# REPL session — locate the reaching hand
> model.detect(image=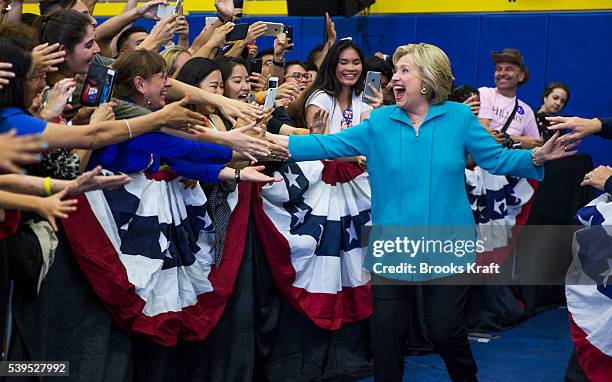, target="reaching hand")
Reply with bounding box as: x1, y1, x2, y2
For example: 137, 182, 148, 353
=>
226, 123, 273, 161
363, 84, 384, 109
249, 73, 267, 92
215, 96, 265, 125
245, 21, 268, 43
71, 107, 97, 125
33, 188, 78, 231
68, 166, 131, 194
144, 14, 179, 49
309, 109, 329, 134
547, 116, 603, 144
31, 43, 66, 74
0, 62, 14, 89
239, 165, 283, 184
90, 102, 116, 123
136, 0, 167, 20
276, 82, 300, 104
176, 15, 190, 40
208, 22, 235, 48
325, 12, 337, 45
273, 32, 290, 58
214, 0, 234, 21
0, 130, 45, 174
40, 78, 77, 120
159, 95, 210, 133
534, 131, 580, 164
581, 165, 612, 191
